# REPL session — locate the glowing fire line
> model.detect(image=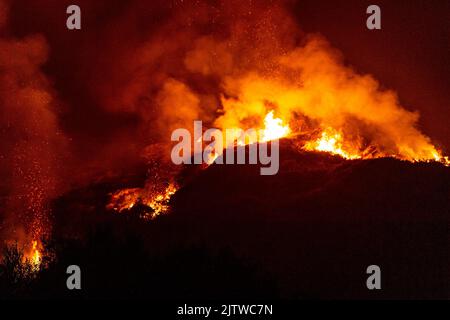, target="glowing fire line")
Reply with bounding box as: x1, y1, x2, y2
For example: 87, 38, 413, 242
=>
303, 128, 360, 160
107, 183, 178, 220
